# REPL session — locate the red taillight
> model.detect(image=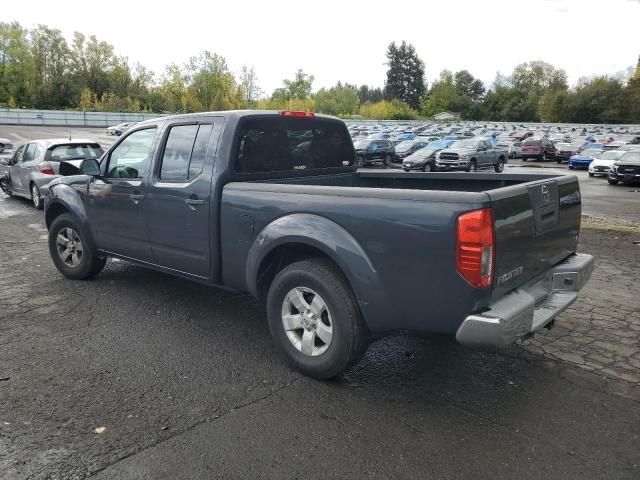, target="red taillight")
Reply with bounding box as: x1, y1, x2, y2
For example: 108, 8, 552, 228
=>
456, 209, 494, 288
280, 111, 315, 118
37, 161, 55, 175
